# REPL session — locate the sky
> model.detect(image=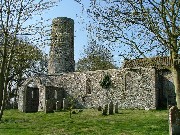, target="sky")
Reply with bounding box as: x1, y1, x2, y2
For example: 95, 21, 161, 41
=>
30, 0, 123, 67
40, 0, 89, 63
23, 0, 174, 69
